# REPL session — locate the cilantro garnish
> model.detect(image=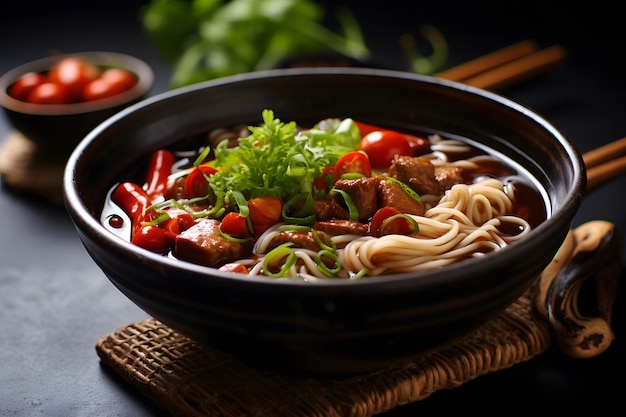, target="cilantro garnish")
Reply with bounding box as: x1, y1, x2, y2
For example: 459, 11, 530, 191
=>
208, 109, 361, 201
